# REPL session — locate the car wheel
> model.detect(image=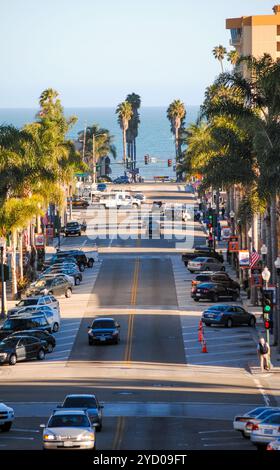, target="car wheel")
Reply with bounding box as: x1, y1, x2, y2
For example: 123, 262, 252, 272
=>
249, 317, 256, 327
9, 354, 17, 366
88, 339, 93, 346
212, 294, 219, 303
78, 232, 81, 236
65, 234, 68, 237
241, 431, 249, 439
79, 263, 85, 272
52, 322, 59, 333
96, 423, 102, 432
65, 288, 72, 298
220, 266, 226, 271
37, 349, 45, 361
75, 278, 81, 286
88, 259, 94, 268
226, 318, 233, 328
1, 422, 12, 432
231, 292, 238, 301
189, 270, 194, 274
194, 298, 199, 302
47, 343, 54, 353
